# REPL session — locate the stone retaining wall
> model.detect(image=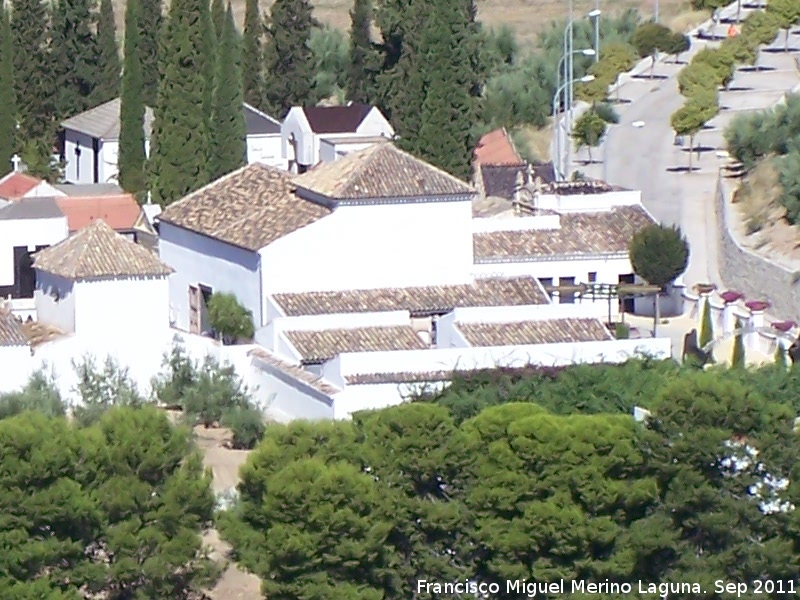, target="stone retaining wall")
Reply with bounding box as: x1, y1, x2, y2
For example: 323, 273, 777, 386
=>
715, 176, 800, 321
